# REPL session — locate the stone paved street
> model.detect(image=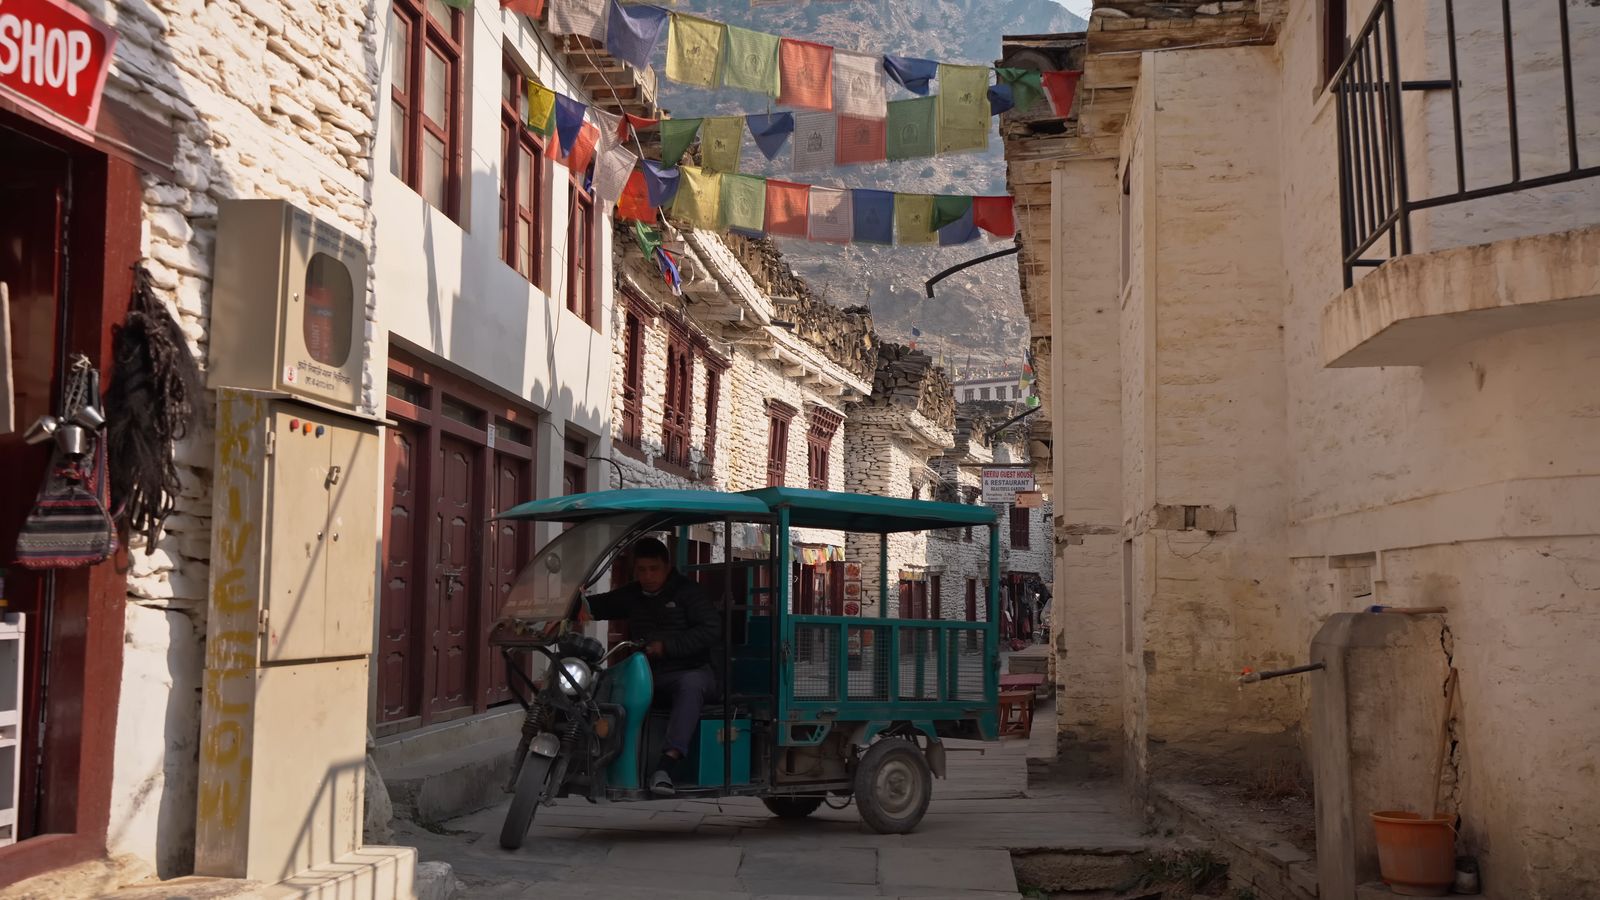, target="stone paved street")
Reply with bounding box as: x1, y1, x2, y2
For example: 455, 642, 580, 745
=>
393, 709, 1148, 899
